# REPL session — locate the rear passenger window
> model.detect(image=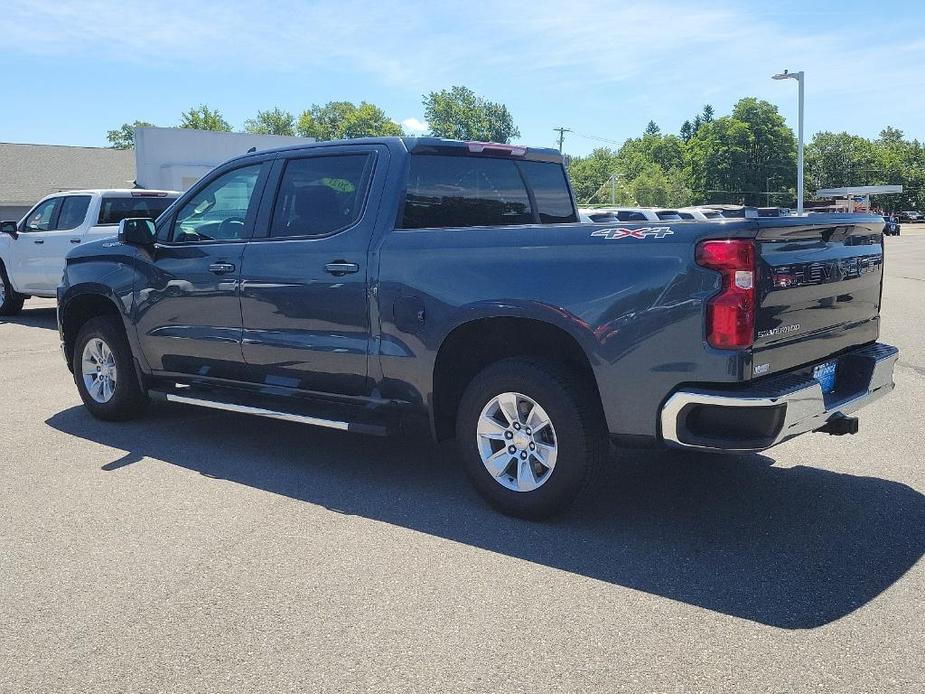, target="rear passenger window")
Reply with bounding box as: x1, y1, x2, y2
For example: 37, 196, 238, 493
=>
518, 161, 577, 223
401, 155, 533, 229
98, 196, 175, 225
270, 154, 373, 238
56, 195, 91, 230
